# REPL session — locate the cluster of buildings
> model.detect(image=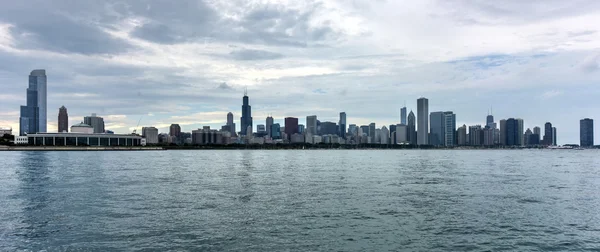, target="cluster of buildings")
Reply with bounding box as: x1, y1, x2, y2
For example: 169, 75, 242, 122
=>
4, 69, 597, 148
